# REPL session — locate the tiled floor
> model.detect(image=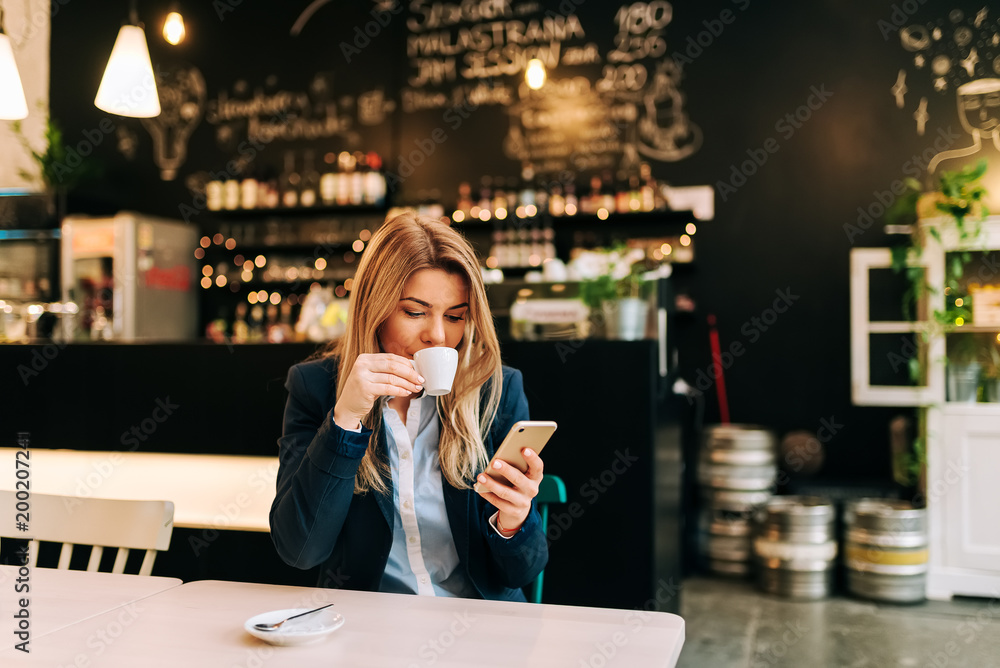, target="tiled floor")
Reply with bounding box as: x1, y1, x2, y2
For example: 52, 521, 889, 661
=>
677, 576, 1000, 667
